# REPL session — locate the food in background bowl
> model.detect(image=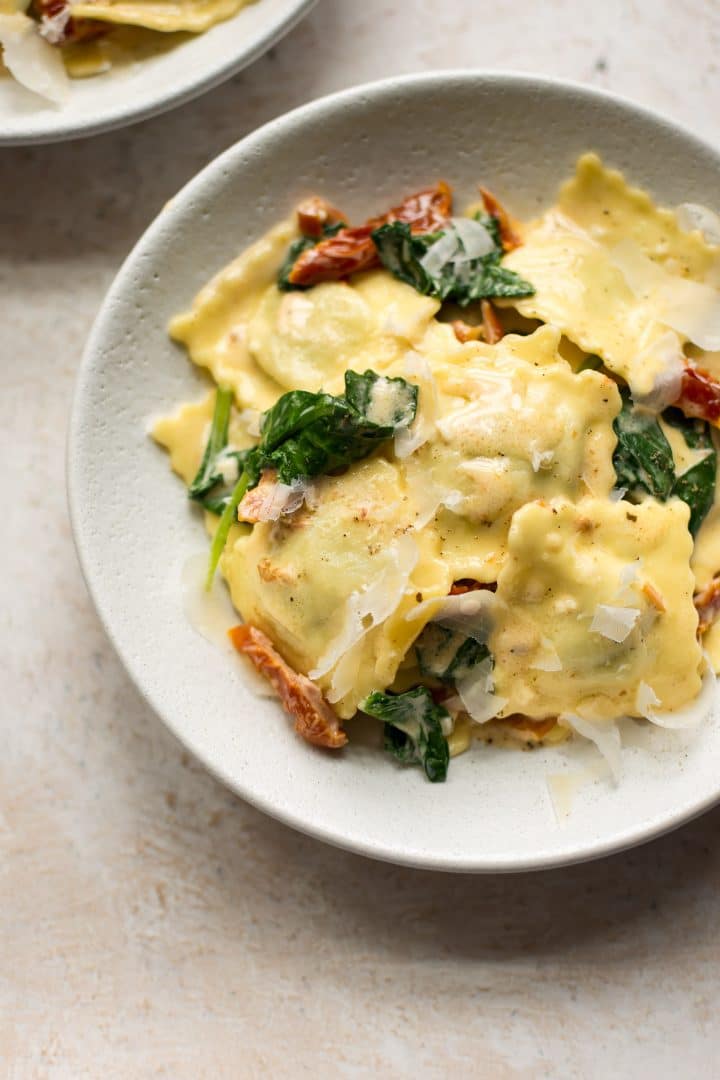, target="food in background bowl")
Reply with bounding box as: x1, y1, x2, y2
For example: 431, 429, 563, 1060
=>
0, 0, 255, 103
